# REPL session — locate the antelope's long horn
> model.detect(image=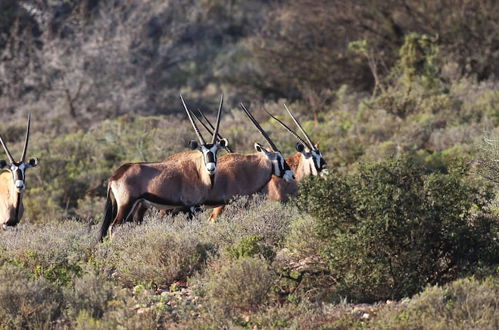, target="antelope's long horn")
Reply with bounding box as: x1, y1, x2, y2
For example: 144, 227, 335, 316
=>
0, 131, 14, 164
264, 109, 312, 150
240, 103, 279, 152
283, 104, 316, 150
20, 113, 31, 162
211, 94, 223, 144
193, 109, 215, 135
197, 109, 215, 132
196, 109, 233, 153
180, 94, 206, 145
